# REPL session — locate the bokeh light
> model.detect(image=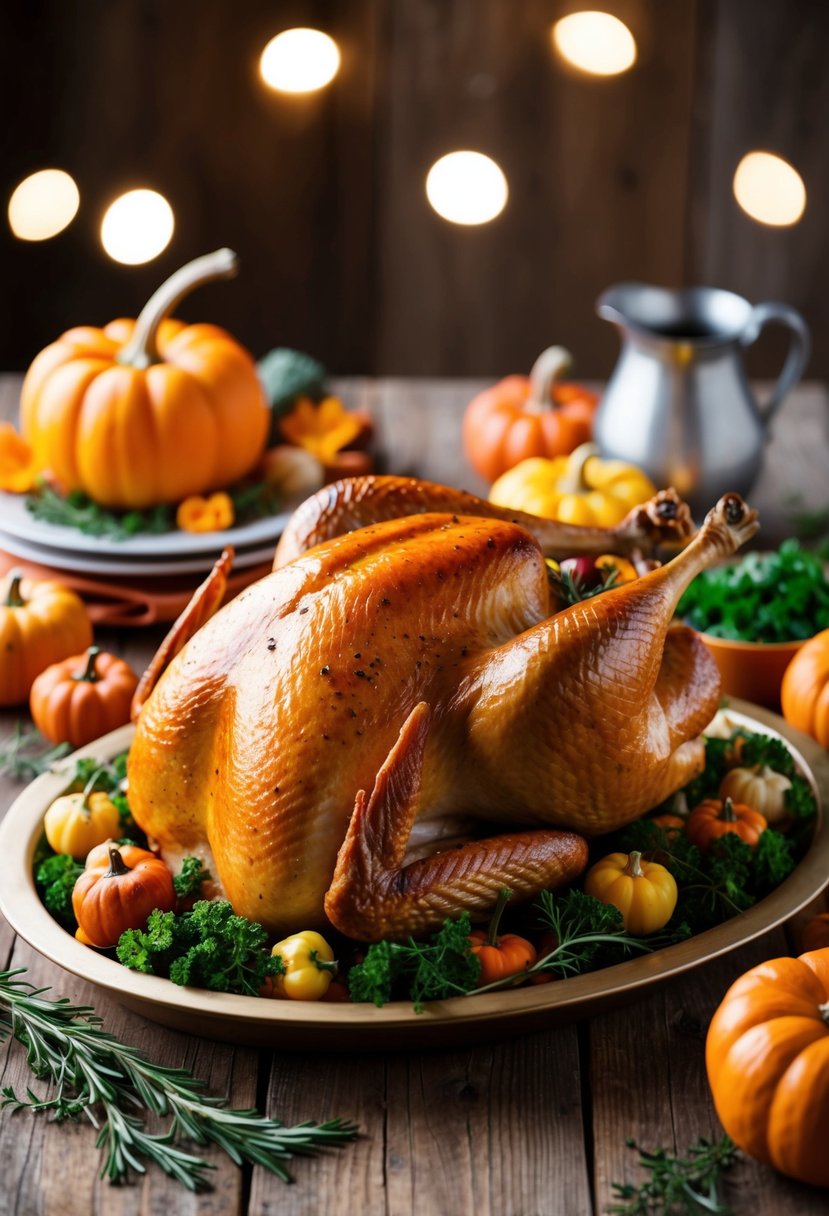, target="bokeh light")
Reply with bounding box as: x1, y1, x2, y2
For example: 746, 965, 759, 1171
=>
425, 152, 509, 226
259, 28, 340, 94
733, 152, 806, 227
8, 169, 80, 241
552, 12, 637, 77
100, 190, 175, 264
